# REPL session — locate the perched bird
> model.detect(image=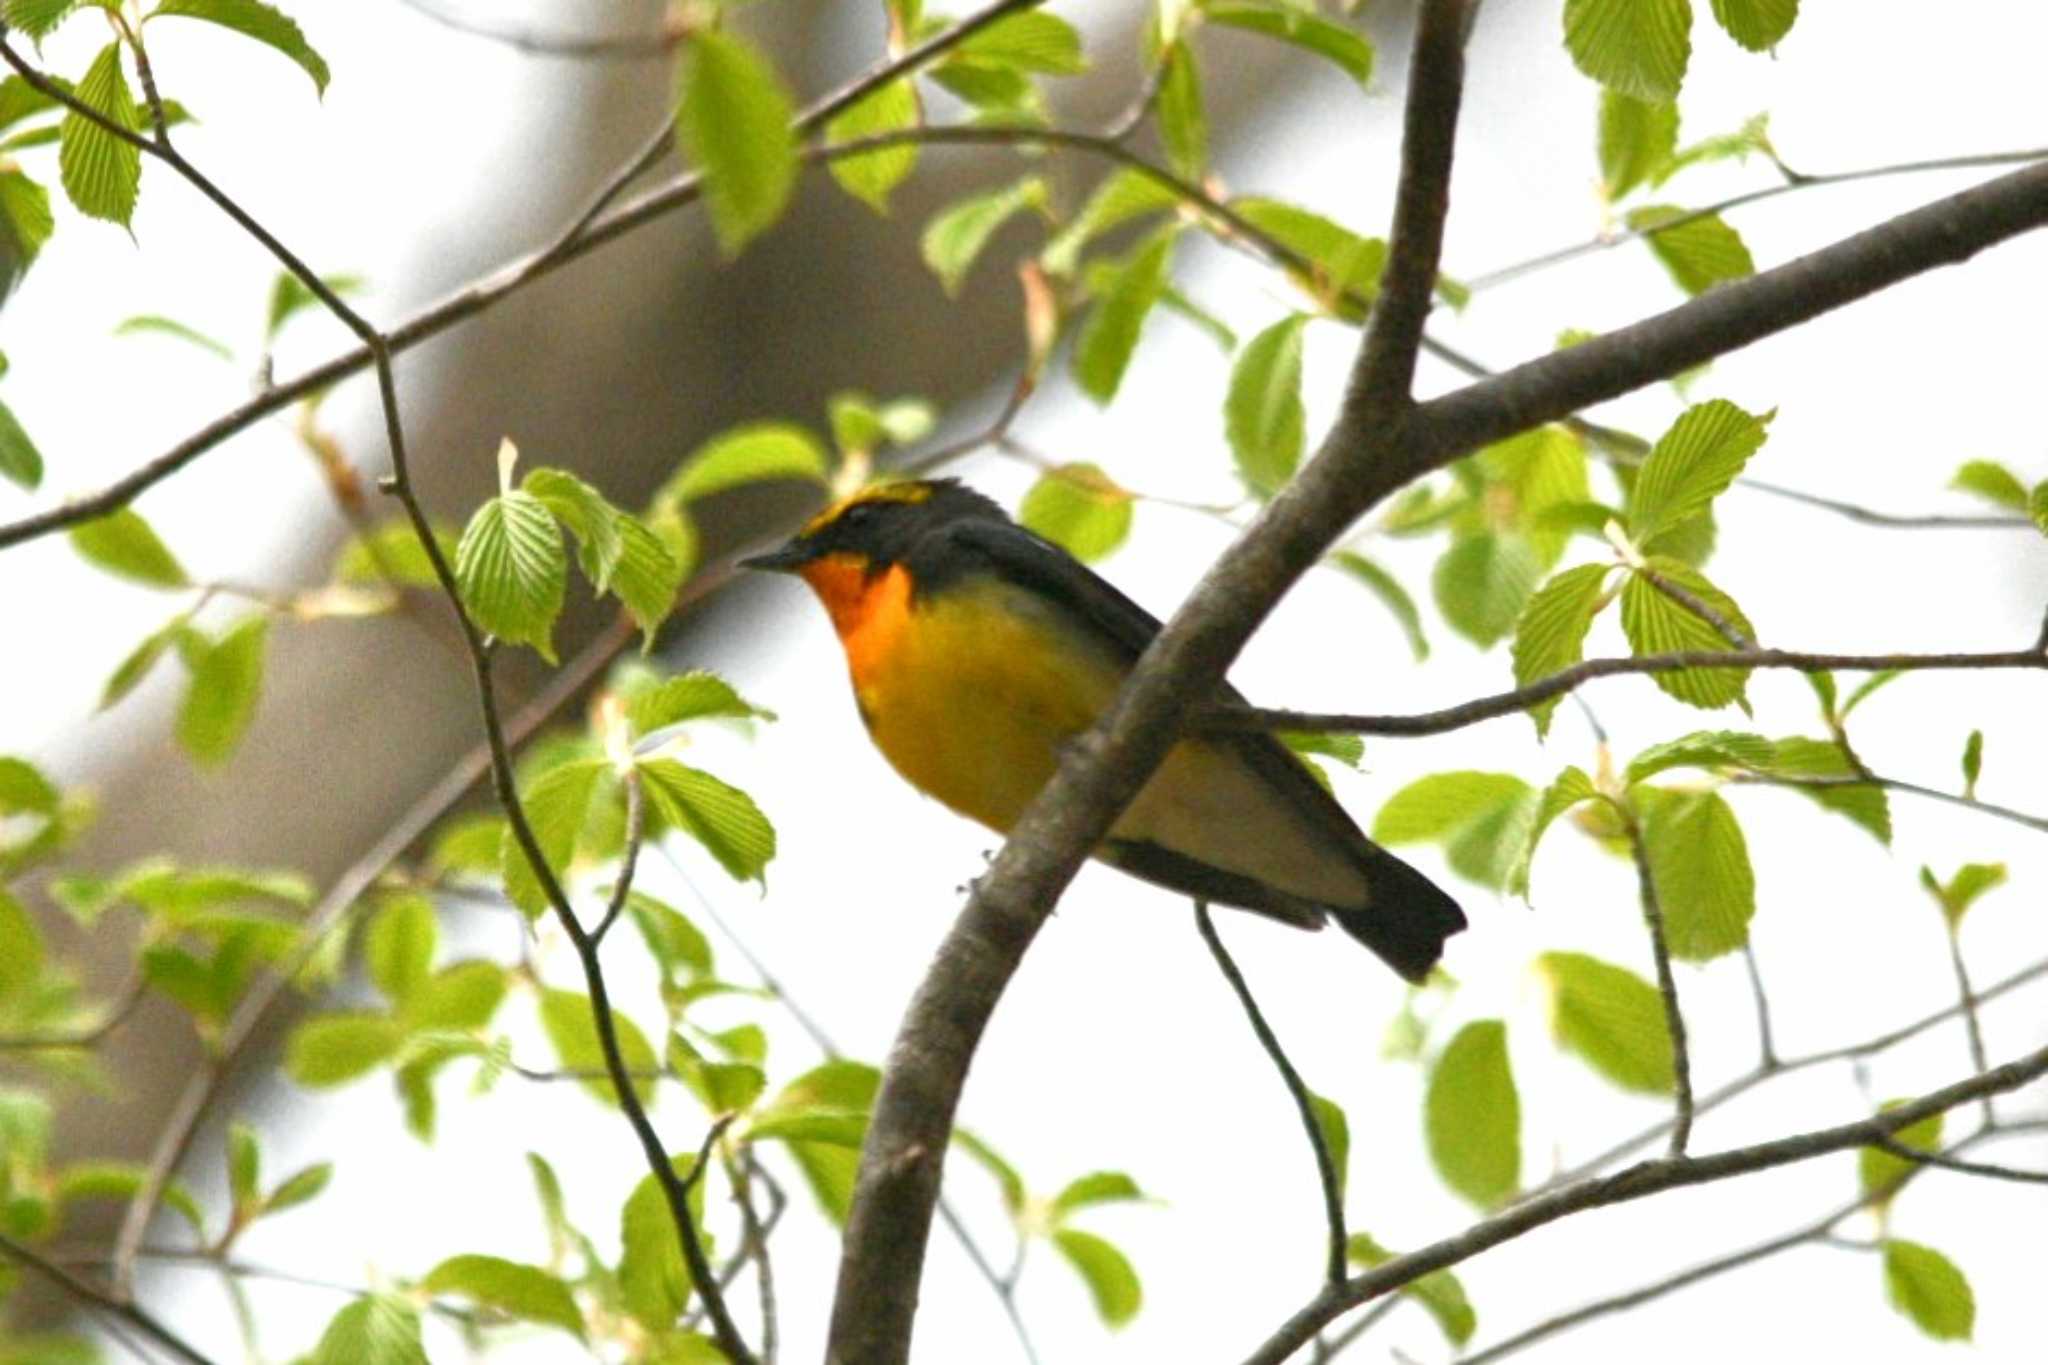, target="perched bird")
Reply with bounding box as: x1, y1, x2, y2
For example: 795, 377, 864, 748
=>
741, 479, 1466, 981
